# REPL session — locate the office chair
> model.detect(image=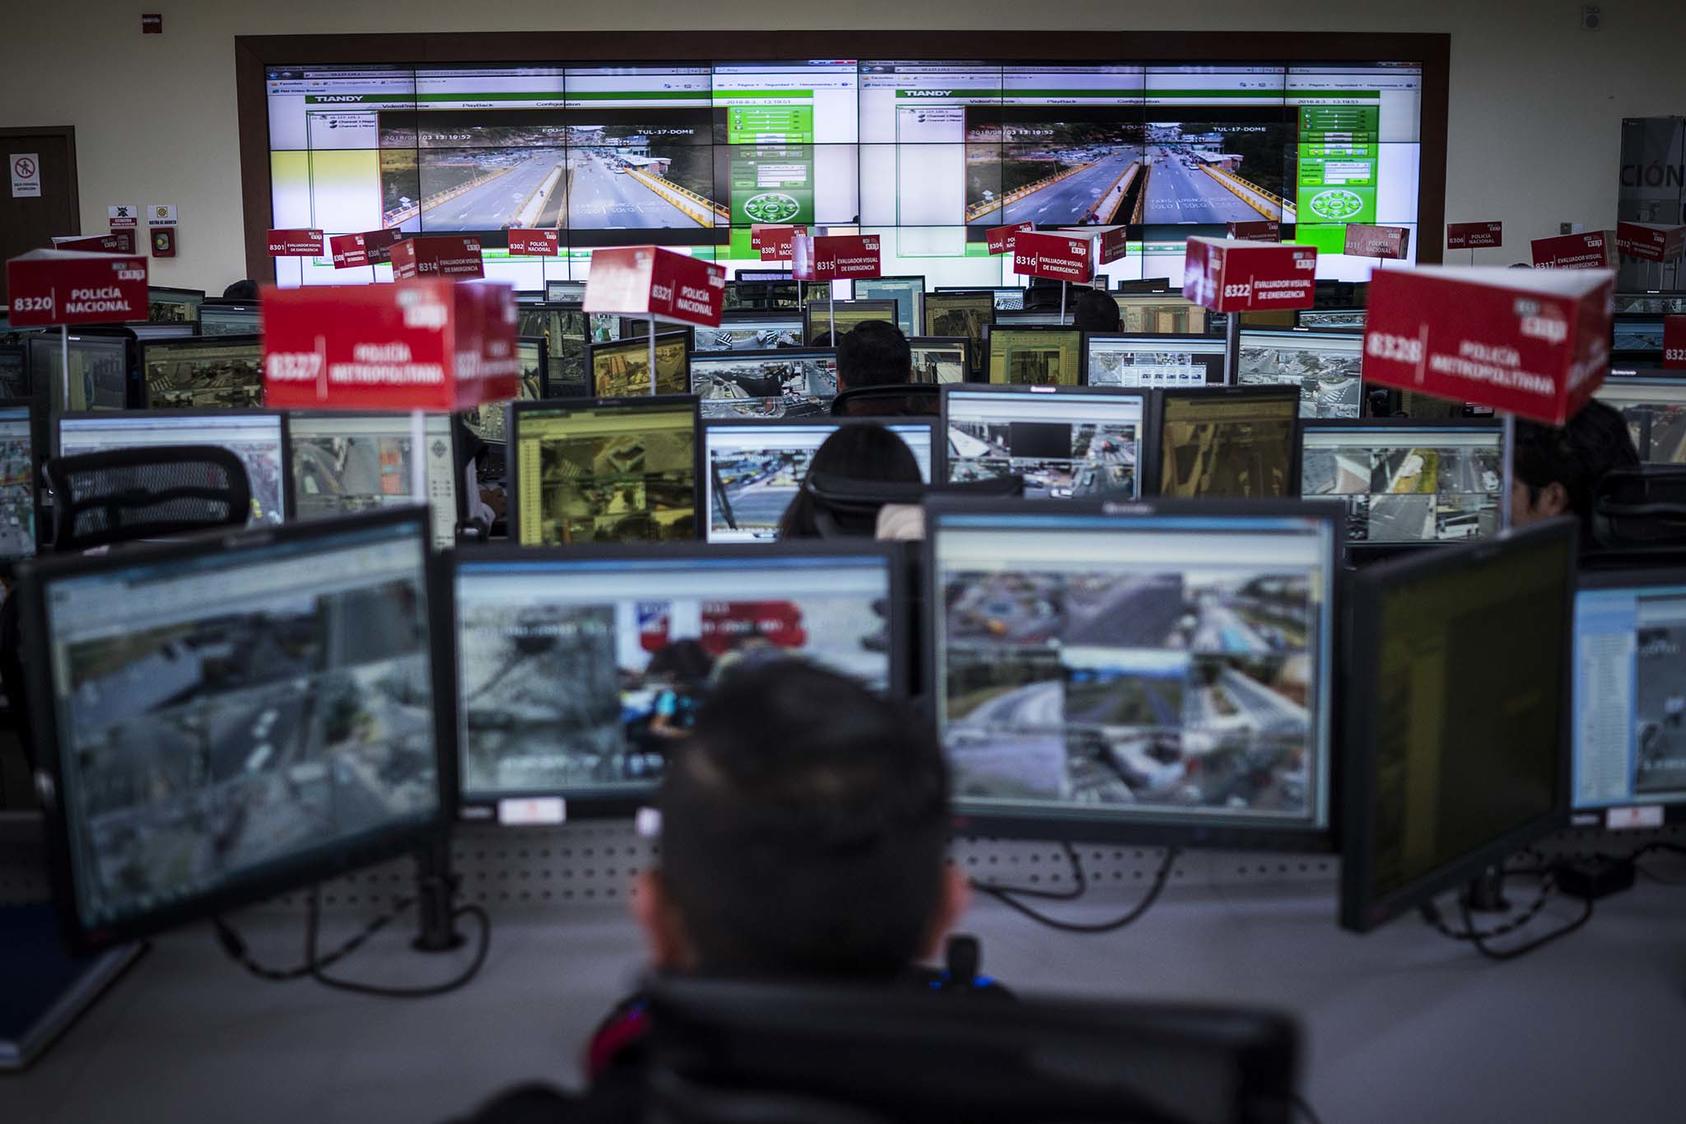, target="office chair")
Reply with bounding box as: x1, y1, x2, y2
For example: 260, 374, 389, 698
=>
830, 384, 941, 418
1585, 465, 1686, 567
42, 444, 252, 553
644, 975, 1302, 1124
802, 473, 1027, 539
